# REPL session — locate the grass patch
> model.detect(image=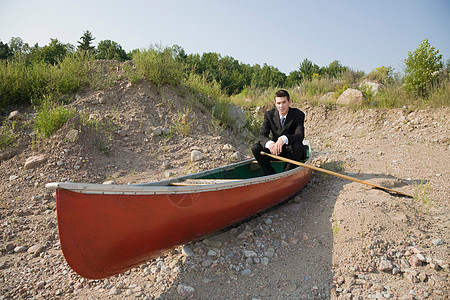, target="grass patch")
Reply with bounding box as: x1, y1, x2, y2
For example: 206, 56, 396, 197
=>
33, 96, 75, 139
0, 119, 17, 149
